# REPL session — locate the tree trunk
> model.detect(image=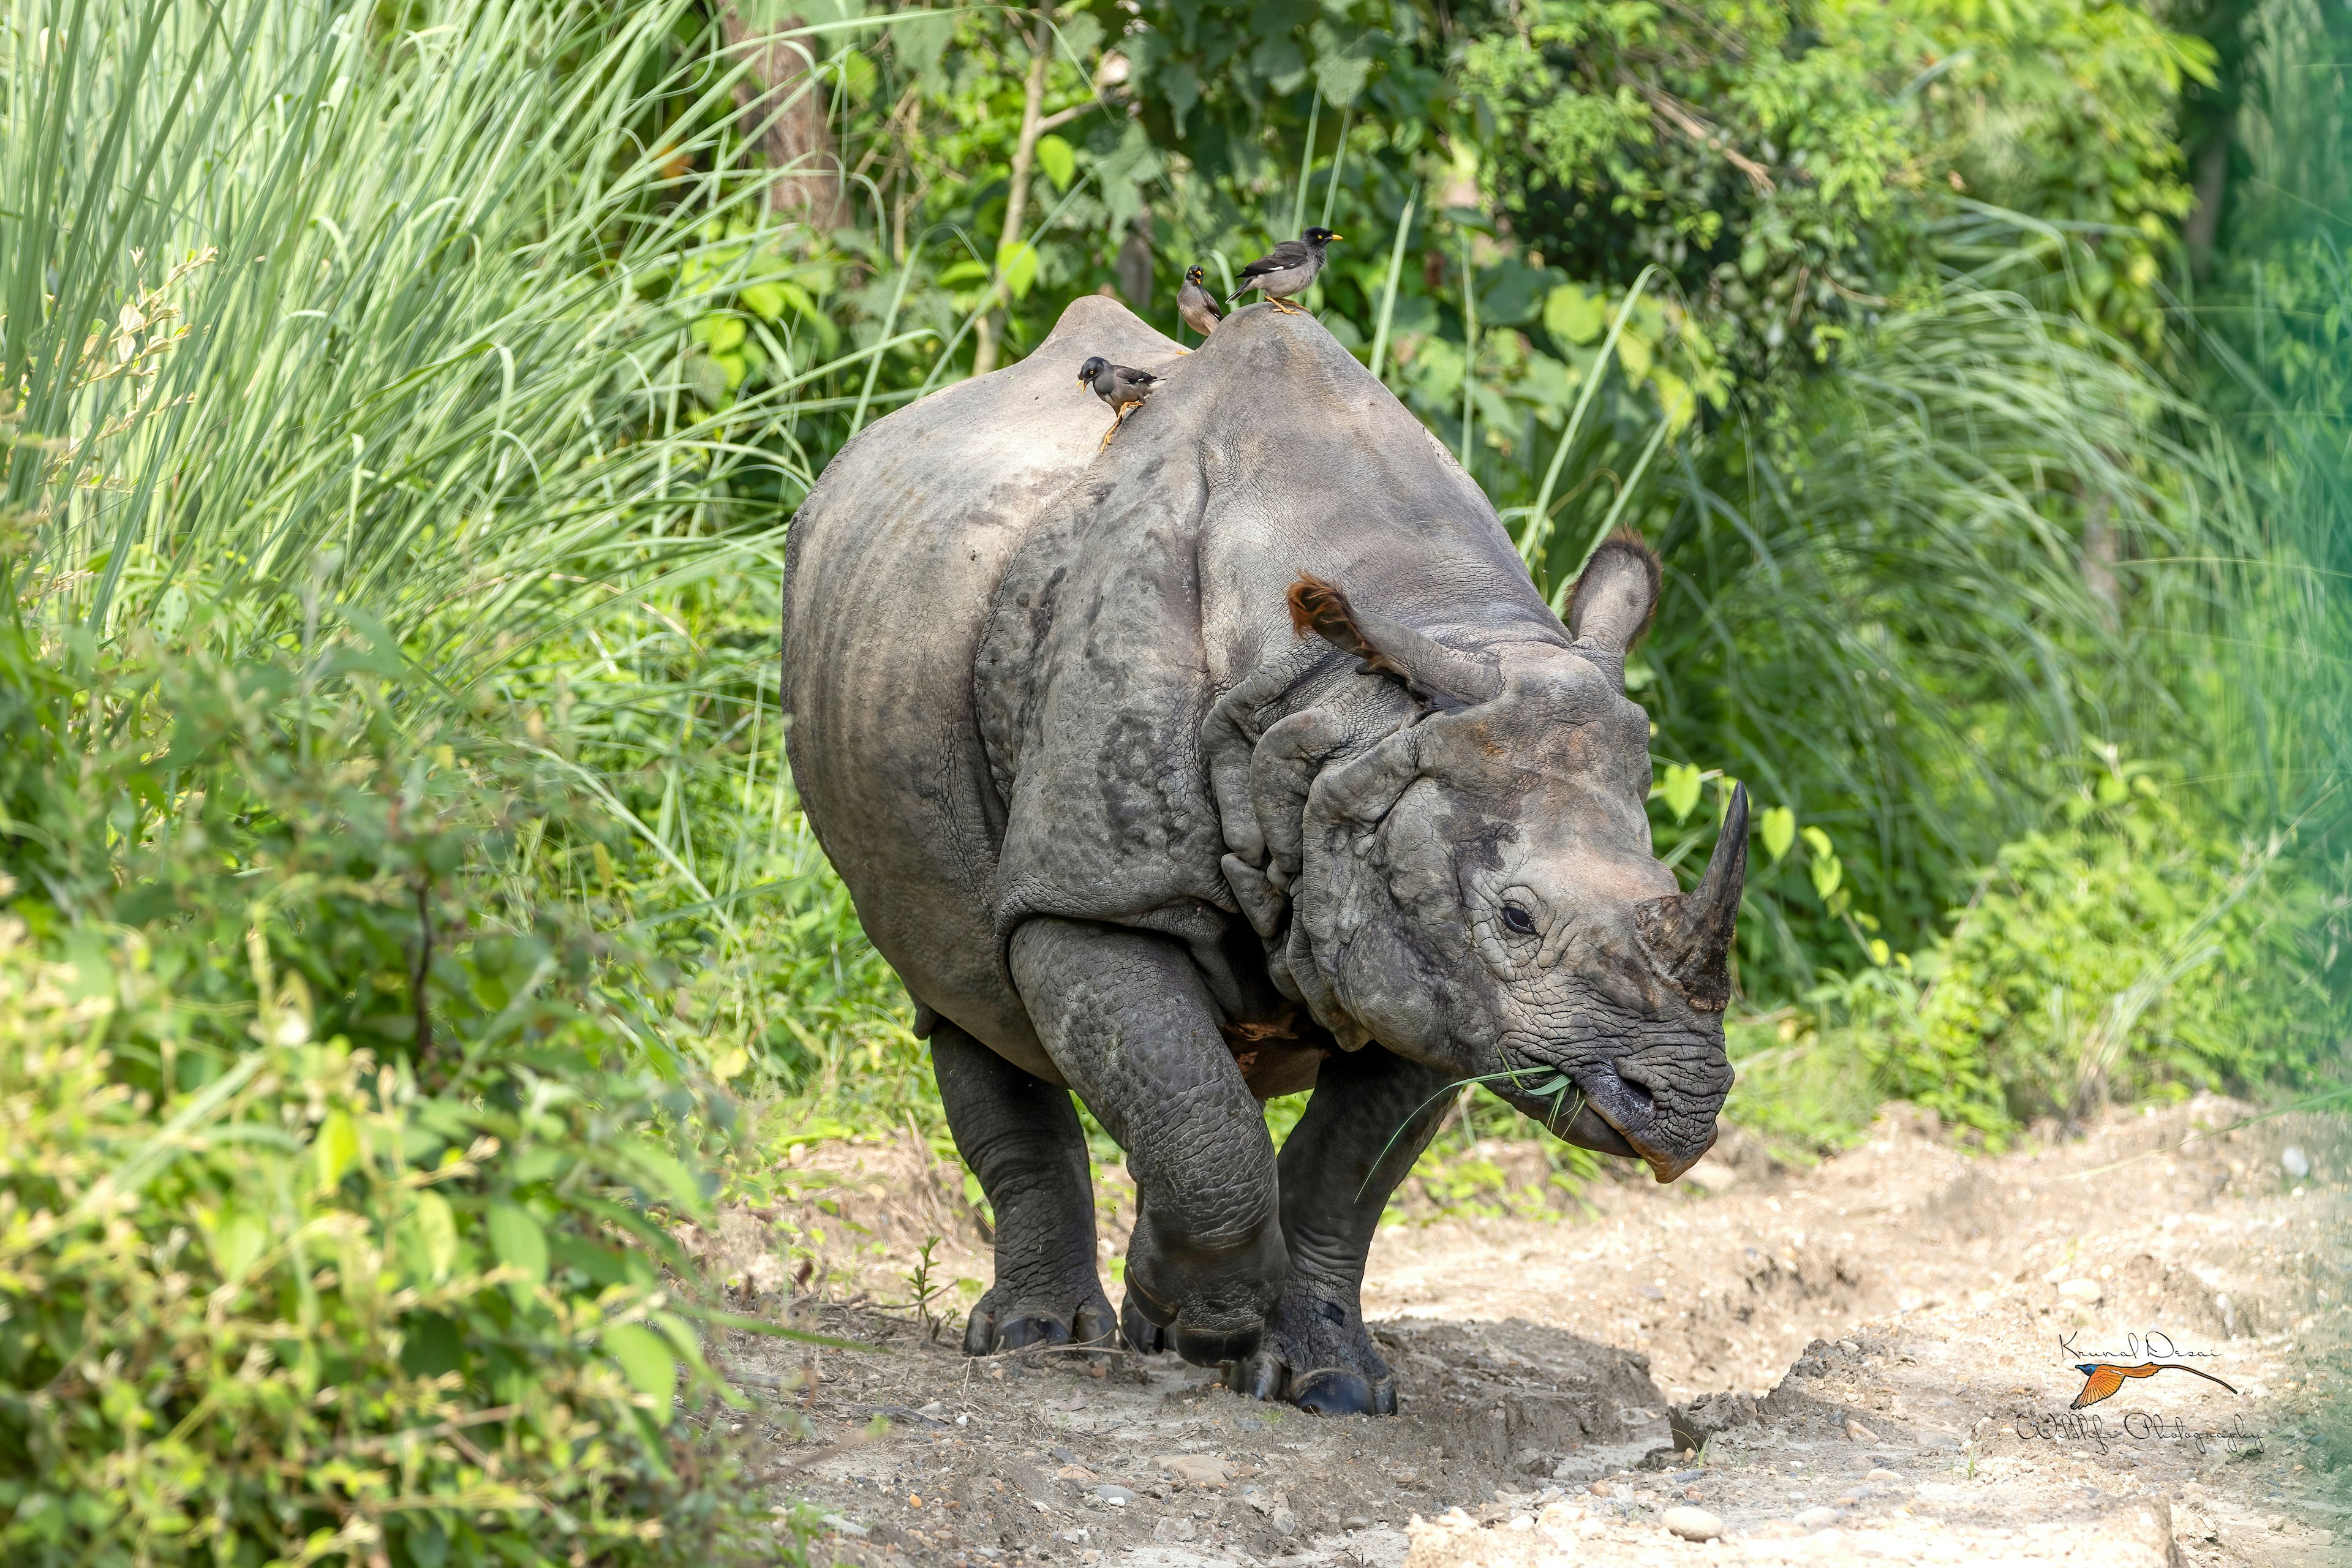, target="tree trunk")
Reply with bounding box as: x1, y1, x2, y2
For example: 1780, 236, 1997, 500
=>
970, 9, 1055, 378
718, 2, 847, 232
